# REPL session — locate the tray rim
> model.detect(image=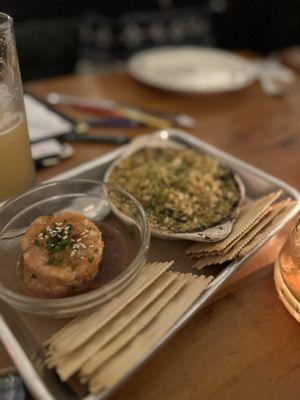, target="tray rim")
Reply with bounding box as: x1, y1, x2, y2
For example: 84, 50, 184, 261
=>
47, 129, 300, 197
1, 128, 300, 400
